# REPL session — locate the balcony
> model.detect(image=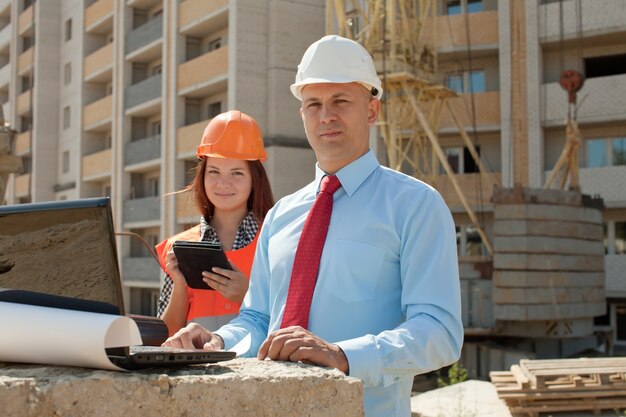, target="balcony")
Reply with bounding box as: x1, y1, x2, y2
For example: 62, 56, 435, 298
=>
176, 190, 198, 223
82, 148, 112, 181
177, 119, 207, 157
0, 22, 11, 52
578, 166, 626, 205
0, 61, 10, 89
125, 15, 162, 62
18, 5, 33, 36
178, 47, 228, 97
427, 10, 498, 54
125, 135, 161, 167
542, 73, 626, 126
125, 73, 161, 114
16, 90, 31, 116
84, 43, 113, 83
179, 0, 228, 37
14, 131, 31, 156
84, 0, 114, 34
122, 256, 161, 285
124, 196, 160, 225
14, 173, 30, 197
17, 48, 33, 76
429, 172, 501, 212
435, 91, 500, 131
1, 101, 9, 122
606, 255, 626, 296
83, 95, 112, 132
539, 0, 626, 43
